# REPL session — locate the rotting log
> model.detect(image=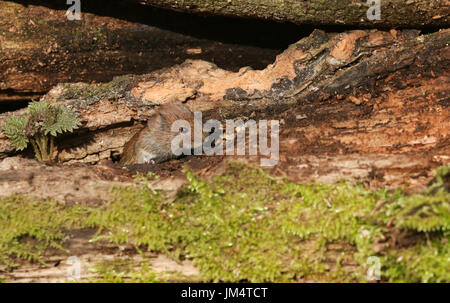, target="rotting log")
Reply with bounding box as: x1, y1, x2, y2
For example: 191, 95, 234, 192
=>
0, 1, 281, 102
137, 0, 449, 28
0, 29, 448, 189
